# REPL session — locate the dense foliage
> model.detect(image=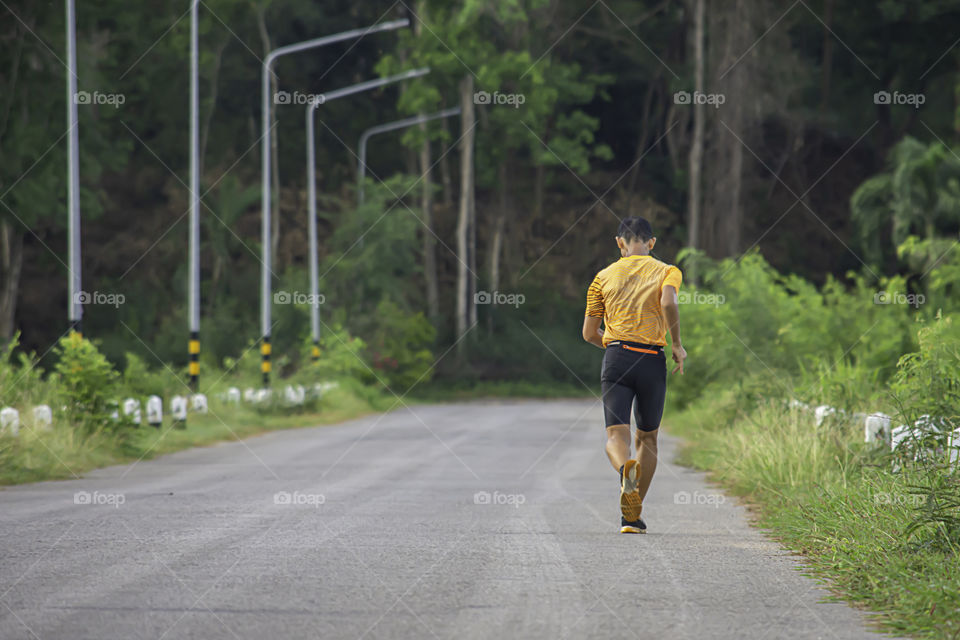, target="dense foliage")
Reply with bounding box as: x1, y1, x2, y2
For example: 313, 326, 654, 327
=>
2, 0, 960, 386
